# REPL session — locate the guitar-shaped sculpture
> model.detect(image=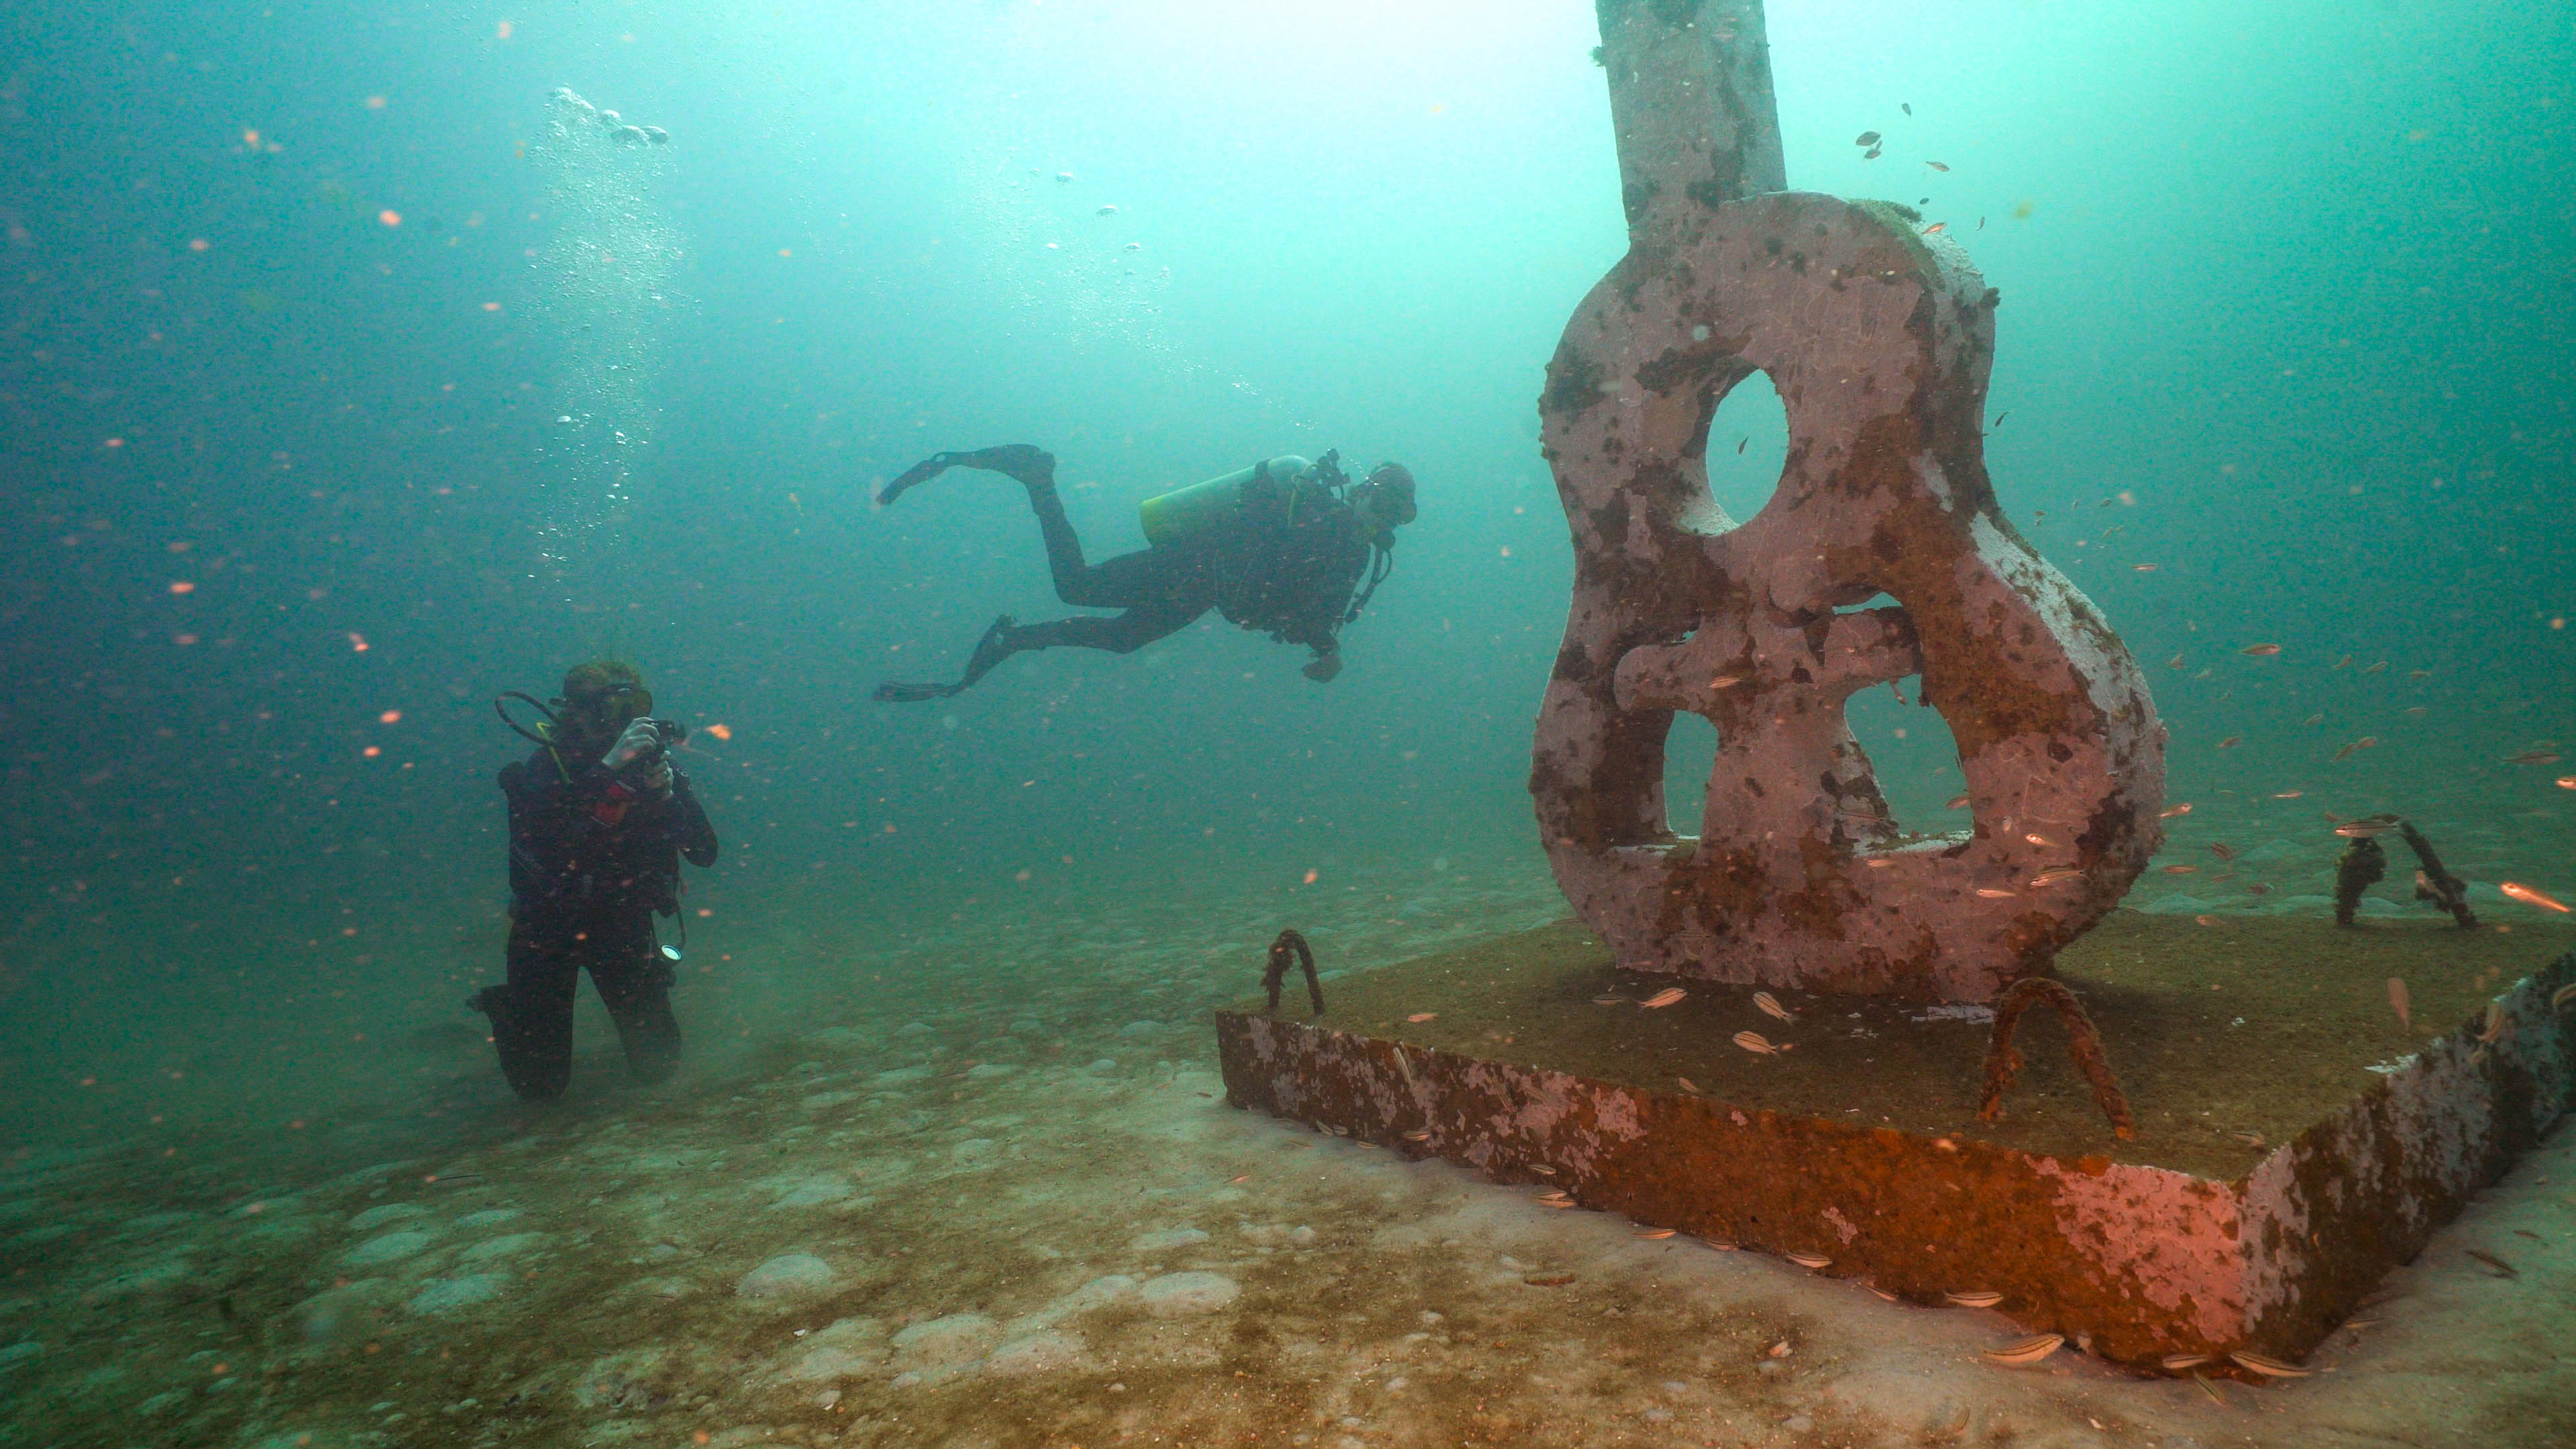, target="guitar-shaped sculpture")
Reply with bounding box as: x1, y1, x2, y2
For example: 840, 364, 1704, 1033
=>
1532, 0, 2166, 1002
